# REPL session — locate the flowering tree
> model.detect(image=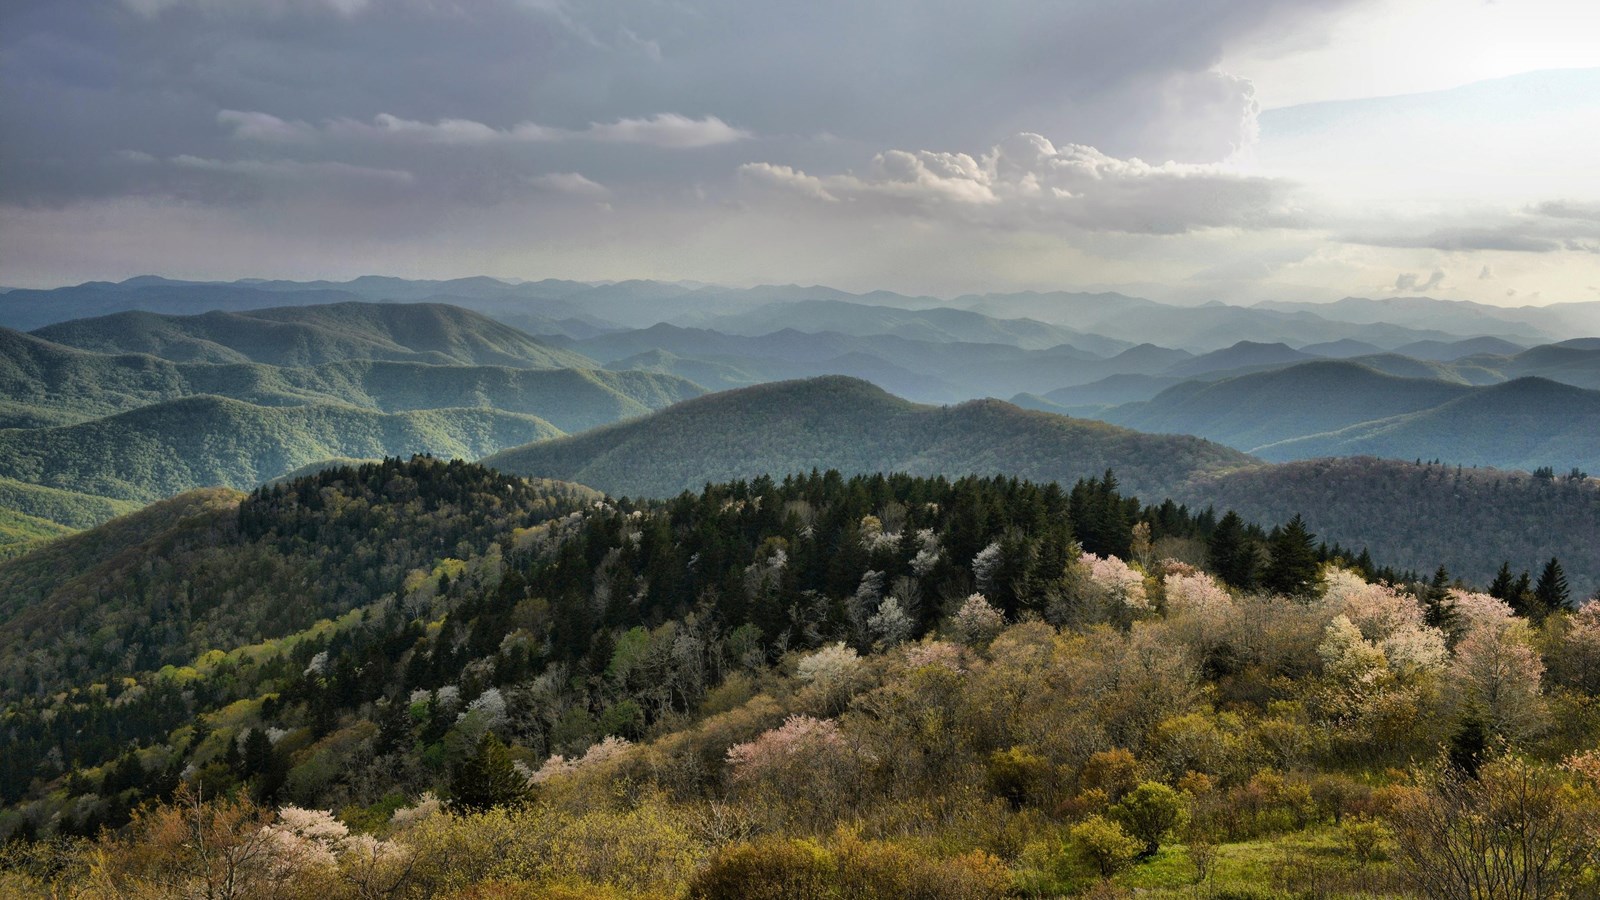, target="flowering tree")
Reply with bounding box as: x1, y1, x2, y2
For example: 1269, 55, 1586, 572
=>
1082, 552, 1148, 610
726, 715, 846, 783
531, 735, 634, 784
867, 597, 914, 649
1450, 621, 1546, 739
1324, 569, 1446, 676
948, 593, 1006, 647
